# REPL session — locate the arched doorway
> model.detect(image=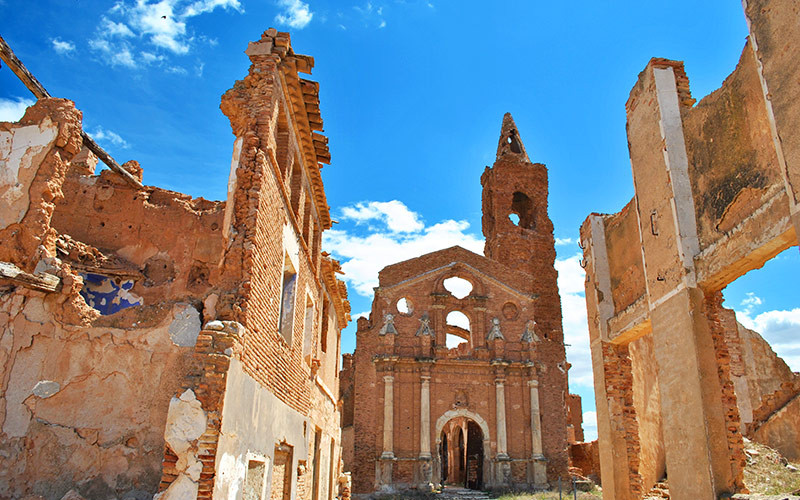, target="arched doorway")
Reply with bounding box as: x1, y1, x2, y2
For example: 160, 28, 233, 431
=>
438, 417, 484, 490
